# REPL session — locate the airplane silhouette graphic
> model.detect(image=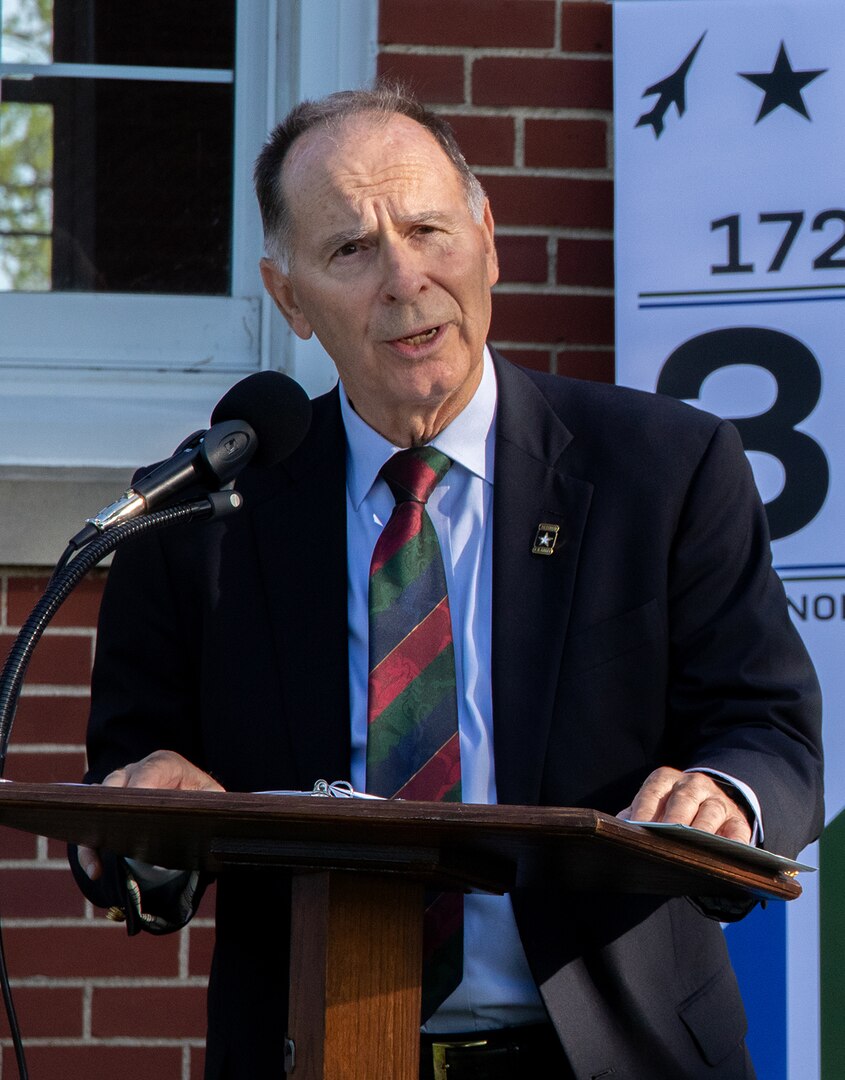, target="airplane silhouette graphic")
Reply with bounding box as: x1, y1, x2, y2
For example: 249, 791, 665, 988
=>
637, 33, 706, 138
